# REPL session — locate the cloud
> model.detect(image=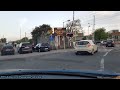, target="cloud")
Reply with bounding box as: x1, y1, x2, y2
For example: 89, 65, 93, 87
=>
19, 17, 28, 27
95, 11, 117, 16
